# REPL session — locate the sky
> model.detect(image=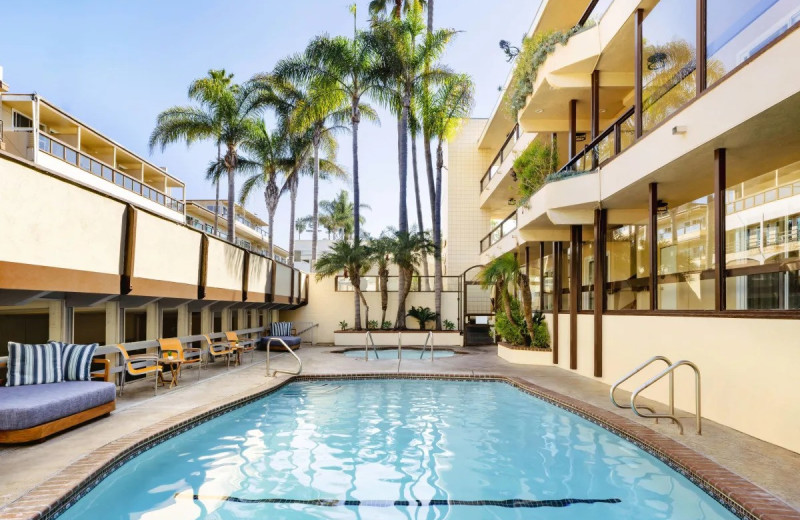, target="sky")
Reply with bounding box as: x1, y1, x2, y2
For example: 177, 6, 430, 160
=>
0, 0, 539, 250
